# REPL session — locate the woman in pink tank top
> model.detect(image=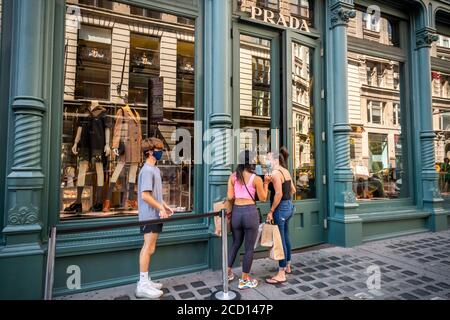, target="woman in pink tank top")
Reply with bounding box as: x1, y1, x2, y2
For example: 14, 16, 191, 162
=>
226, 150, 270, 290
